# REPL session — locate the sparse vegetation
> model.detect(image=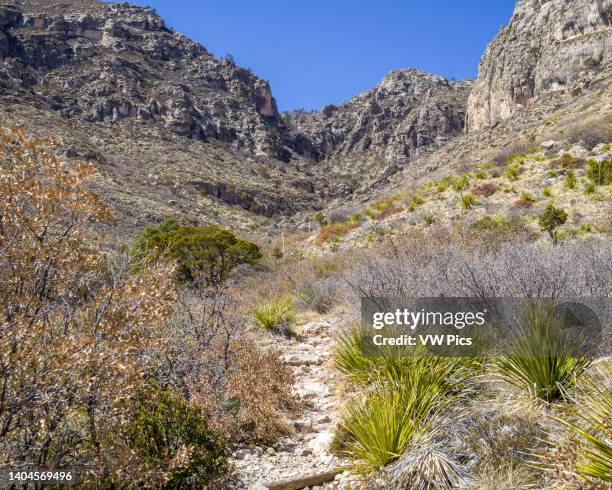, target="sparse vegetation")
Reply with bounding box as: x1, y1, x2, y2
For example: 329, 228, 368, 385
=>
460, 193, 479, 210
252, 296, 297, 335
